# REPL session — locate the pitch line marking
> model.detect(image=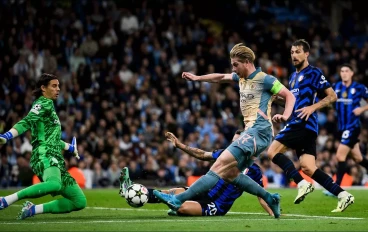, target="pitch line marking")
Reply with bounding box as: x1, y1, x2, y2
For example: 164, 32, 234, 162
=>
0, 218, 351, 225
8, 205, 364, 221
86, 206, 364, 220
